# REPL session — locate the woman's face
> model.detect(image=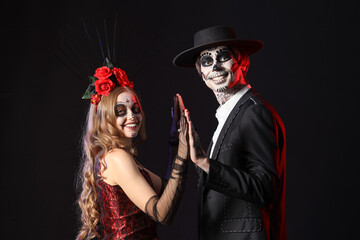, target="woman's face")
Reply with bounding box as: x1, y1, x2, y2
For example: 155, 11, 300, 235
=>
114, 92, 143, 139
